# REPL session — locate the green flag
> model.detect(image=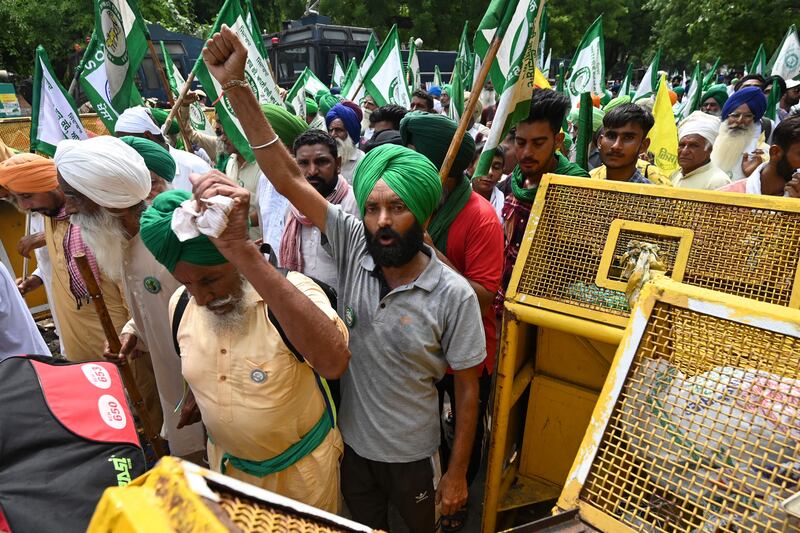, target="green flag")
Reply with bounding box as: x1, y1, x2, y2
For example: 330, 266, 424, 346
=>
555, 61, 565, 94
285, 67, 328, 118
434, 65, 443, 87
765, 78, 781, 121
345, 33, 378, 102
362, 25, 411, 108
675, 61, 702, 121
79, 0, 148, 131
331, 55, 346, 88
702, 57, 720, 89
31, 45, 88, 156
448, 49, 466, 121
770, 25, 800, 80
341, 58, 359, 96
618, 62, 633, 97
633, 48, 661, 102
473, 0, 546, 177
564, 16, 605, 108
453, 22, 471, 86
161, 41, 213, 135
751, 43, 768, 76
193, 0, 283, 162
